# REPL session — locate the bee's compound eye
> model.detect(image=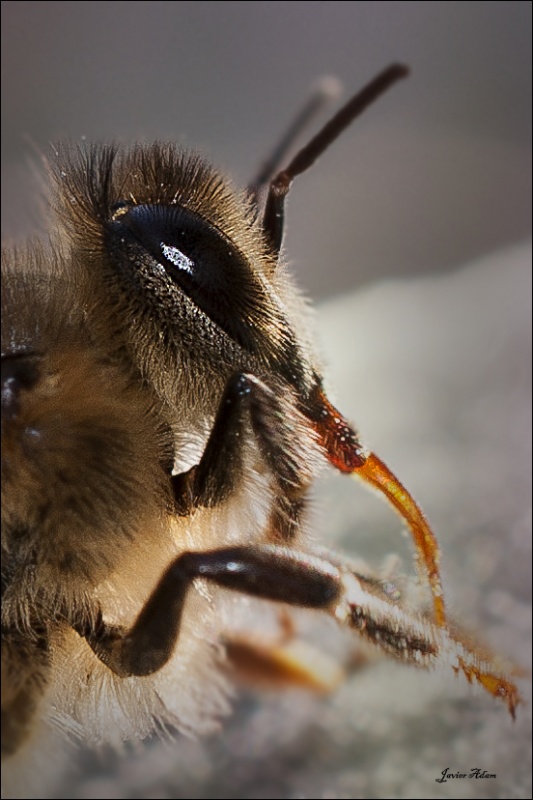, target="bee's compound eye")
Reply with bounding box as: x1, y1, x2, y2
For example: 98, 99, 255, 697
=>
108, 204, 267, 352
1, 354, 41, 421
109, 203, 238, 284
